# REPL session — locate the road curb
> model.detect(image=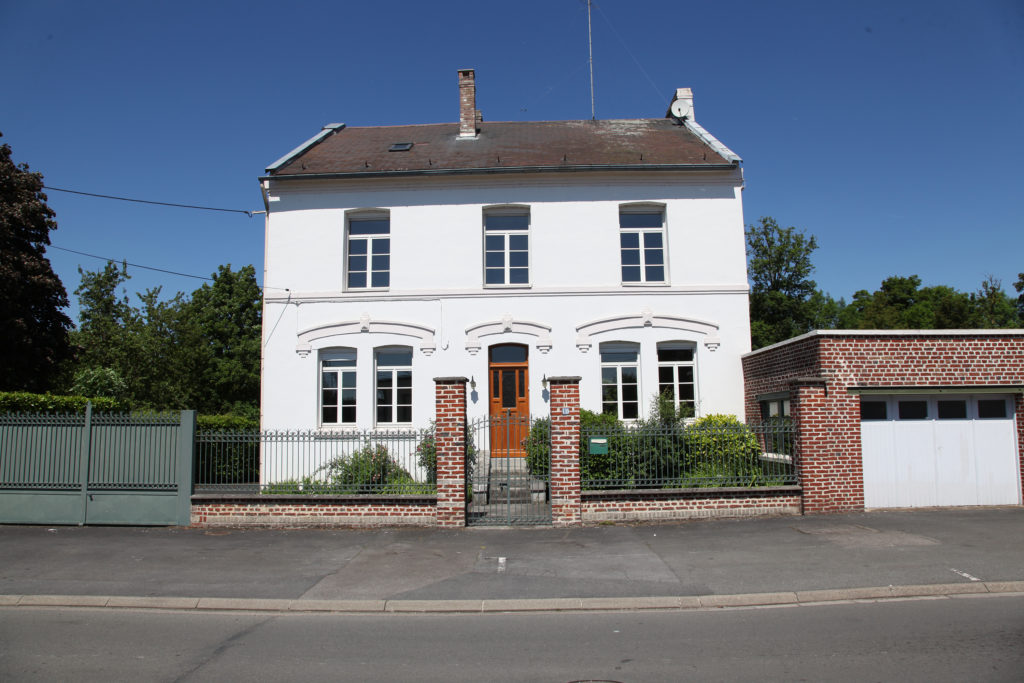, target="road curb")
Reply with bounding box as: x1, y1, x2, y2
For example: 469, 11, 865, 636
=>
3, 582, 1022, 614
